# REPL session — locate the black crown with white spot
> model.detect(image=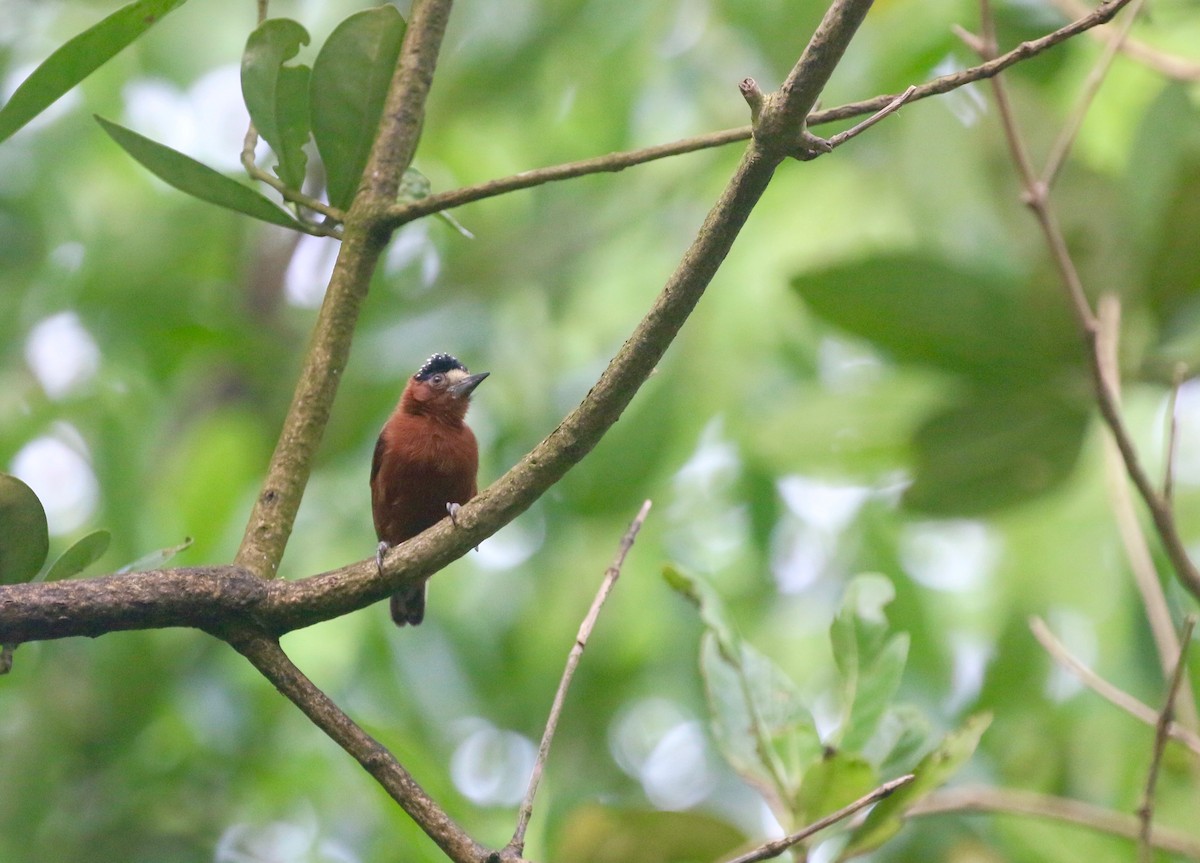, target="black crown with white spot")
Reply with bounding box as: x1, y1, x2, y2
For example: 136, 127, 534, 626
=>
414, 353, 467, 381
